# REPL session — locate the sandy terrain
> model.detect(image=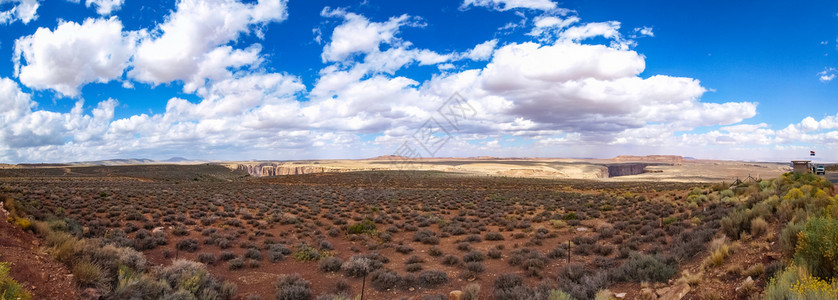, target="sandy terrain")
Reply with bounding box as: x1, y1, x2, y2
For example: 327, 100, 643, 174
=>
222, 155, 790, 183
